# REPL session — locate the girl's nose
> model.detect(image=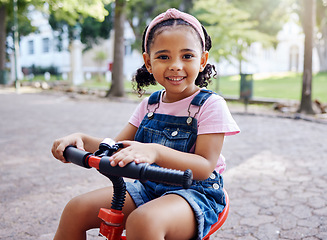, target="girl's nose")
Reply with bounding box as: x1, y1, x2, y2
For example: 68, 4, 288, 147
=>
169, 59, 182, 71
